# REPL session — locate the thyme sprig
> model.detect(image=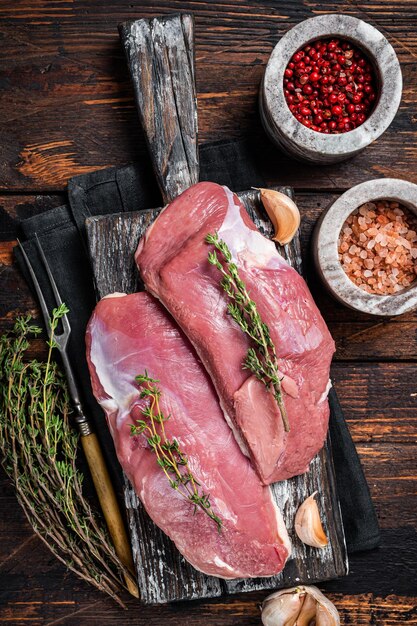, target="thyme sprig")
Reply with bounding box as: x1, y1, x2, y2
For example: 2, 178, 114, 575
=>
131, 373, 222, 532
205, 232, 289, 432
0, 310, 127, 606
